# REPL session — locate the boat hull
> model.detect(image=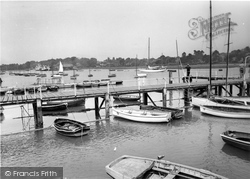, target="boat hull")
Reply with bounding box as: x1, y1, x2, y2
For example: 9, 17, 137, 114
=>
192, 96, 250, 110
53, 118, 90, 137
200, 105, 250, 119
113, 95, 140, 102
220, 130, 250, 151
42, 103, 68, 111
112, 107, 171, 123
139, 69, 166, 73
47, 98, 85, 107
105, 155, 228, 179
